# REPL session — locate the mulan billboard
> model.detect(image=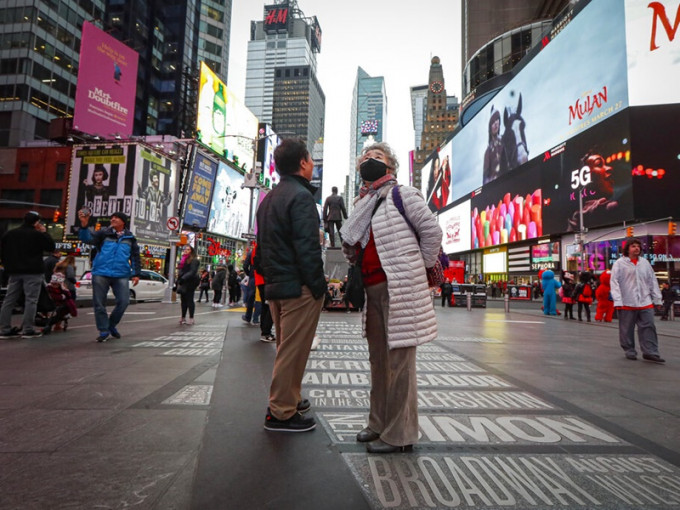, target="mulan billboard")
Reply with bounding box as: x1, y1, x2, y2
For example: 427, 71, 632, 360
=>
426, 0, 630, 207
